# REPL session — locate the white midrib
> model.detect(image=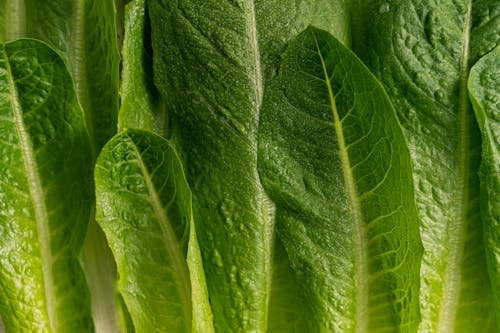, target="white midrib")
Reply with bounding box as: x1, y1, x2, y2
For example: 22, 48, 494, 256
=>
5, 0, 26, 40
3, 48, 56, 331
127, 136, 192, 329
437, 3, 473, 332
316, 38, 368, 333
247, 1, 275, 331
